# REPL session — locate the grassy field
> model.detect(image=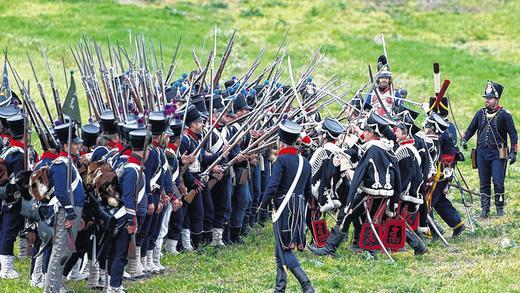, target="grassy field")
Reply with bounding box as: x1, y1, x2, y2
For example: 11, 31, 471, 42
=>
0, 0, 519, 292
